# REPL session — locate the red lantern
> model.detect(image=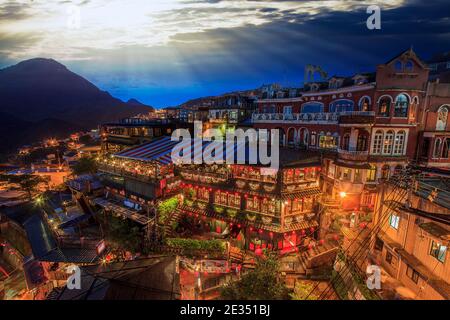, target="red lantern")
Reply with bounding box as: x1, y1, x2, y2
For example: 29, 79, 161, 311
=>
249, 226, 253, 232
269, 232, 274, 239
301, 229, 306, 235
258, 229, 263, 234
308, 244, 313, 250
310, 227, 315, 233
333, 234, 339, 241
319, 239, 325, 245
237, 224, 241, 228
255, 248, 262, 256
